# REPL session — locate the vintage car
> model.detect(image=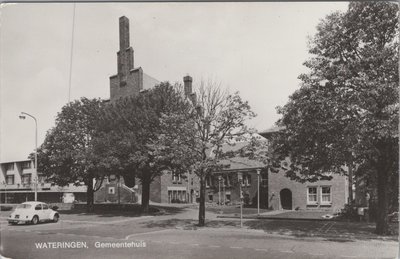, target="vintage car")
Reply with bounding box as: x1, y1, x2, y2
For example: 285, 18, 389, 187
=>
7, 201, 59, 225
